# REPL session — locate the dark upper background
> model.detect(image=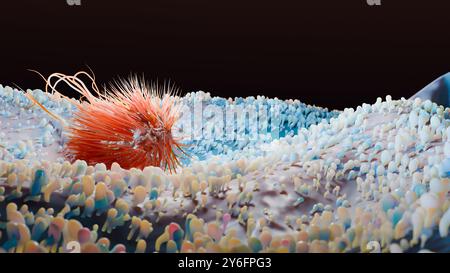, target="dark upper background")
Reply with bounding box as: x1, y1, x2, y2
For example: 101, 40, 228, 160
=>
0, 0, 449, 110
